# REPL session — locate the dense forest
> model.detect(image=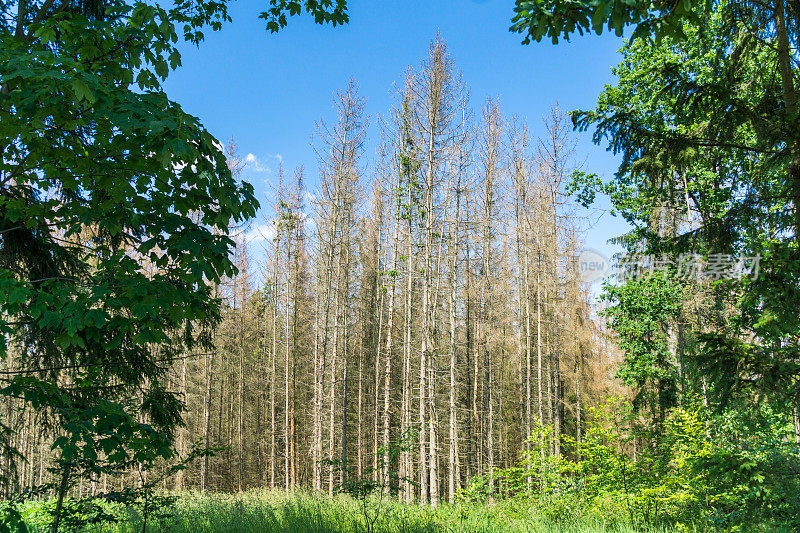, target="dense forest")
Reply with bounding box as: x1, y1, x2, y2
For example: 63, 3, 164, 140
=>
3, 0, 800, 531
4, 36, 618, 500
159, 49, 611, 499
